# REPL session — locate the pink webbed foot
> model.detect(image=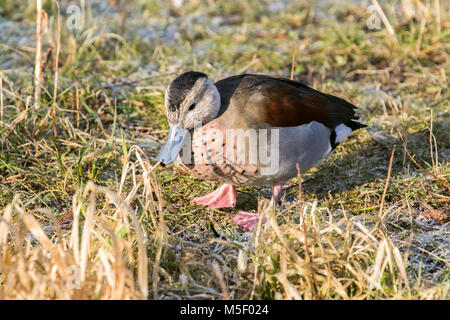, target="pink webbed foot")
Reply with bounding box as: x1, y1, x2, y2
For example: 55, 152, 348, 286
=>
232, 184, 283, 231
192, 184, 237, 209
233, 212, 262, 231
